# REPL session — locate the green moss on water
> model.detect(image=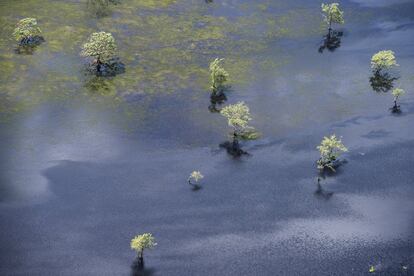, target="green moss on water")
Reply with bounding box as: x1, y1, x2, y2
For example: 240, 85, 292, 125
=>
0, 0, 360, 119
